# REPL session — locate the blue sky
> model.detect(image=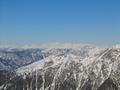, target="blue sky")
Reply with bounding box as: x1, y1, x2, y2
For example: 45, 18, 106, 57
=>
0, 0, 120, 45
